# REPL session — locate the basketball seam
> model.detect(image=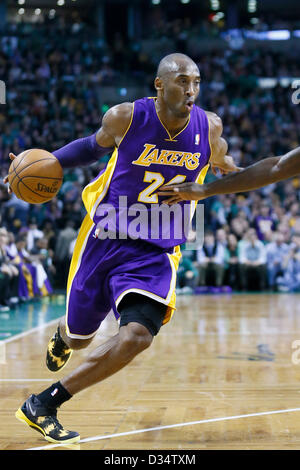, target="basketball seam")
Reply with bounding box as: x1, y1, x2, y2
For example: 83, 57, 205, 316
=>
21, 175, 63, 181
9, 150, 32, 187
15, 172, 36, 203
13, 157, 60, 179
10, 161, 19, 188
19, 177, 58, 201
8, 149, 31, 176
11, 165, 23, 199
16, 178, 24, 201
